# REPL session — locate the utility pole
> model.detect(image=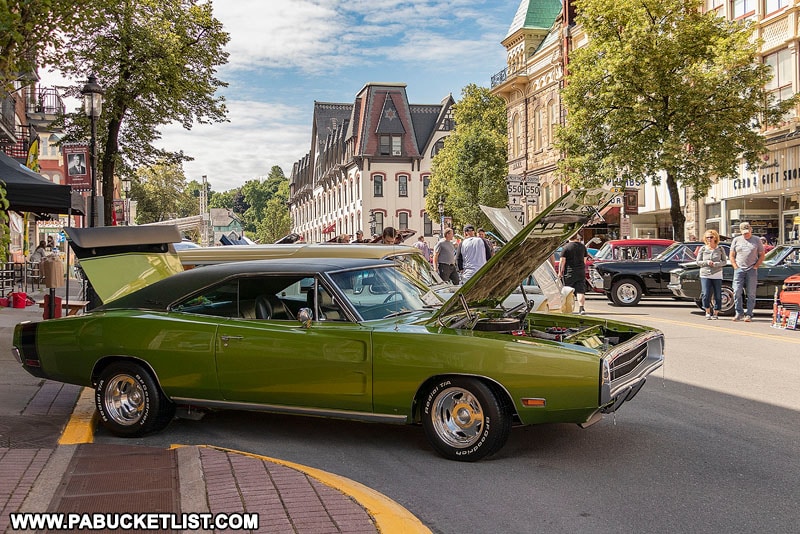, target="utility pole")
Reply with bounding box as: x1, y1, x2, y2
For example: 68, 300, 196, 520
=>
200, 175, 209, 245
